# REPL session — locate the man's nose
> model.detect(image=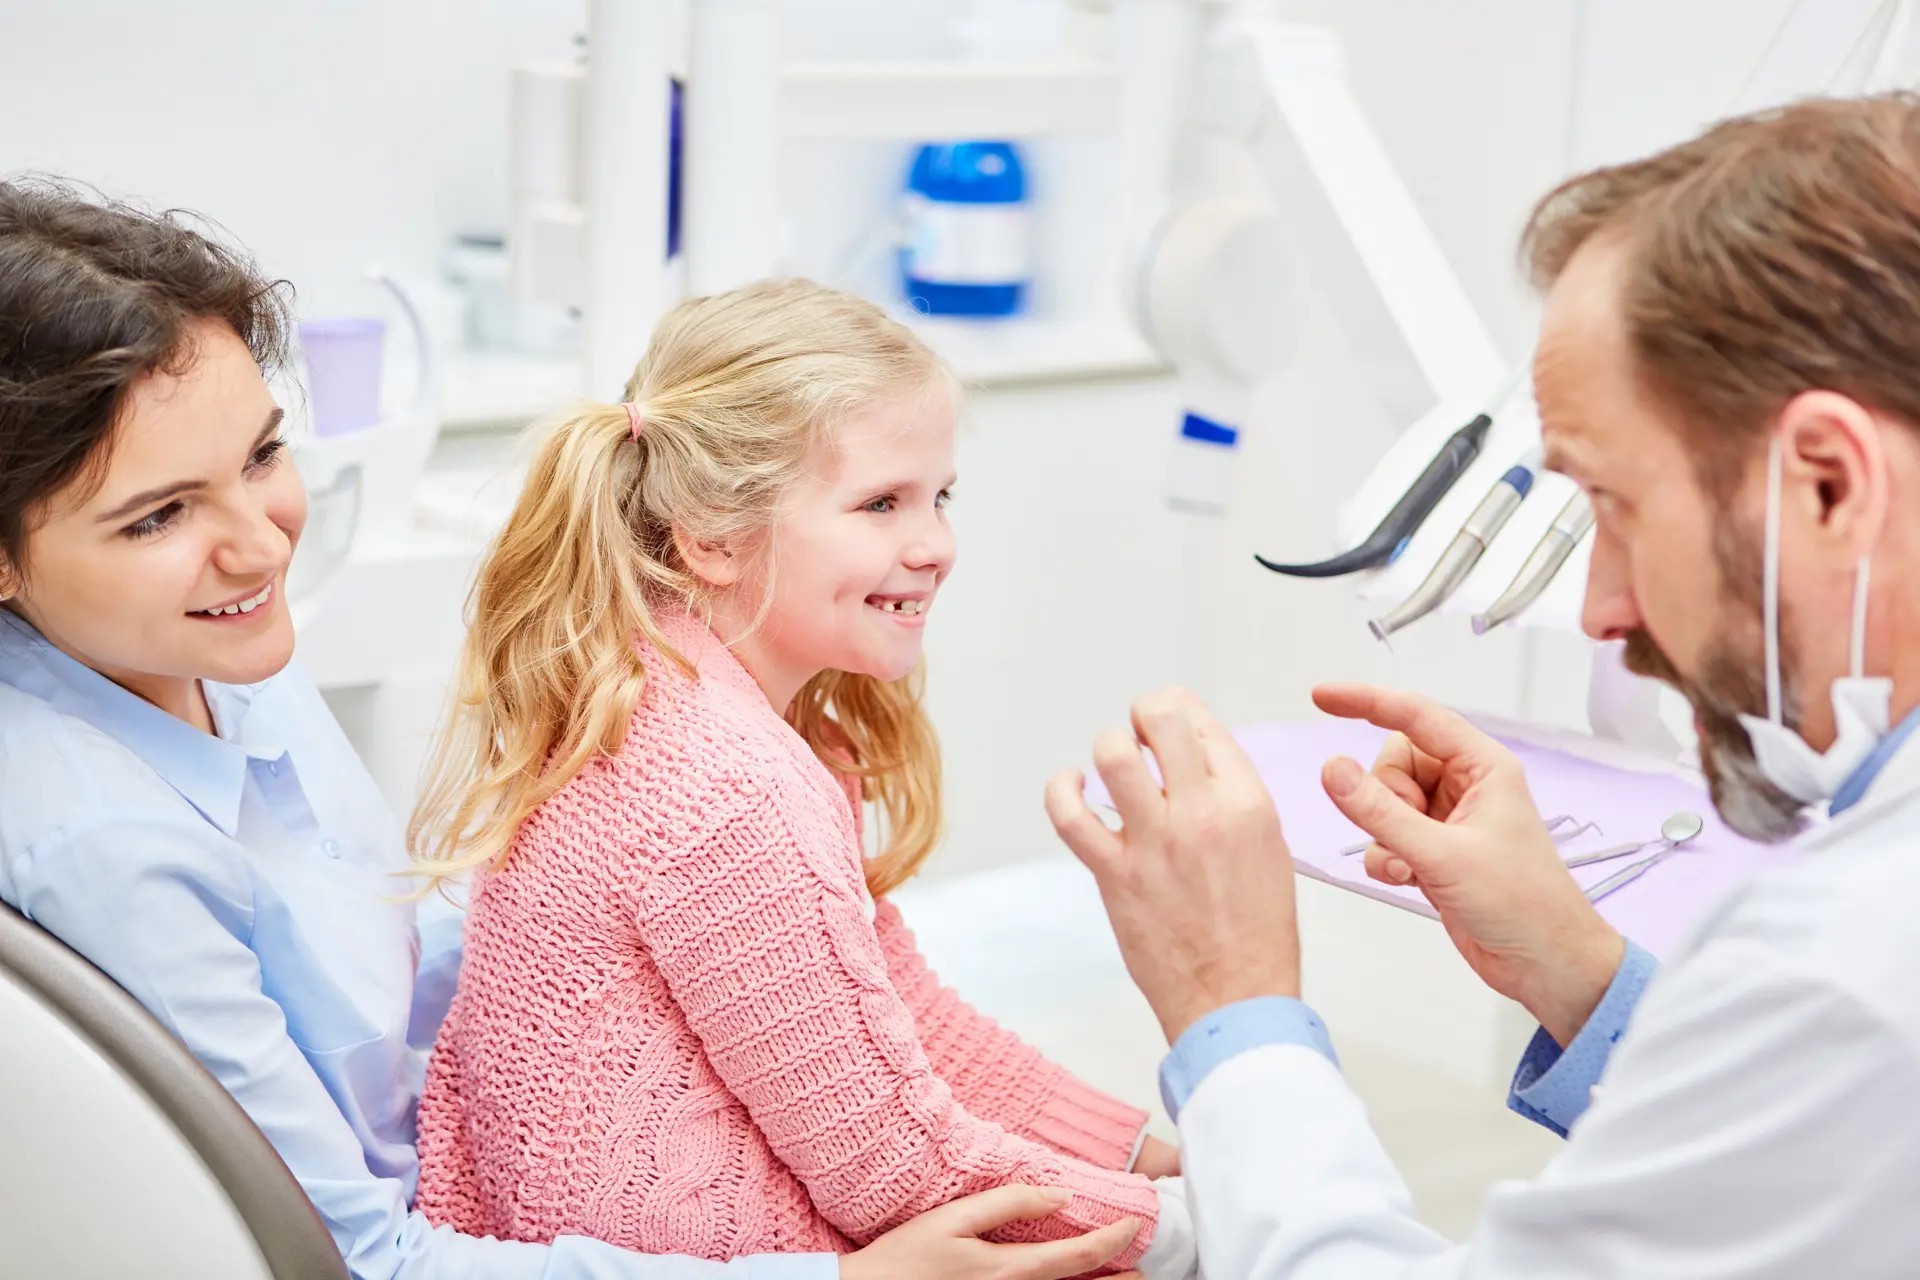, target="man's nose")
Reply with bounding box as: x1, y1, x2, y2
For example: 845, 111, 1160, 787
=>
1581, 530, 1640, 643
